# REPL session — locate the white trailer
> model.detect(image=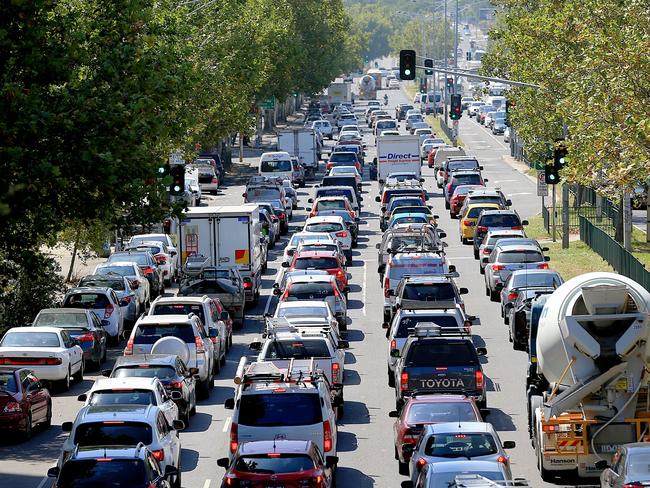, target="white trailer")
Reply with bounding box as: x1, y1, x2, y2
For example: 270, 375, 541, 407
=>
277, 129, 319, 178
376, 135, 421, 183
176, 205, 263, 304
